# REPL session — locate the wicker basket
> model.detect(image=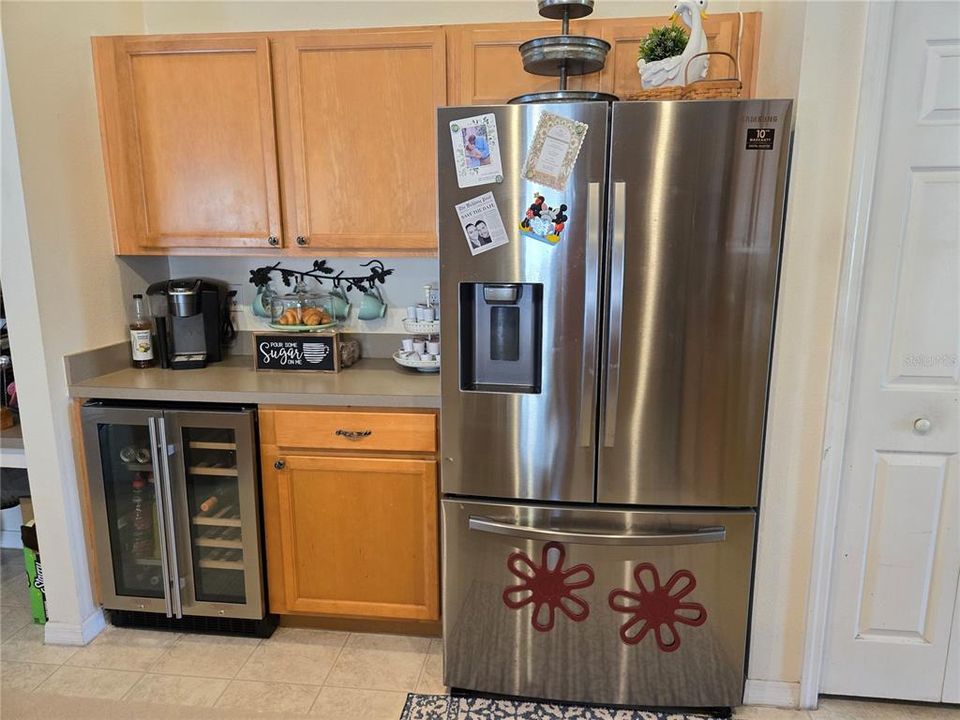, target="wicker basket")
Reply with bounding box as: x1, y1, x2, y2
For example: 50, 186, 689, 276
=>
682, 51, 742, 99
627, 51, 742, 101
